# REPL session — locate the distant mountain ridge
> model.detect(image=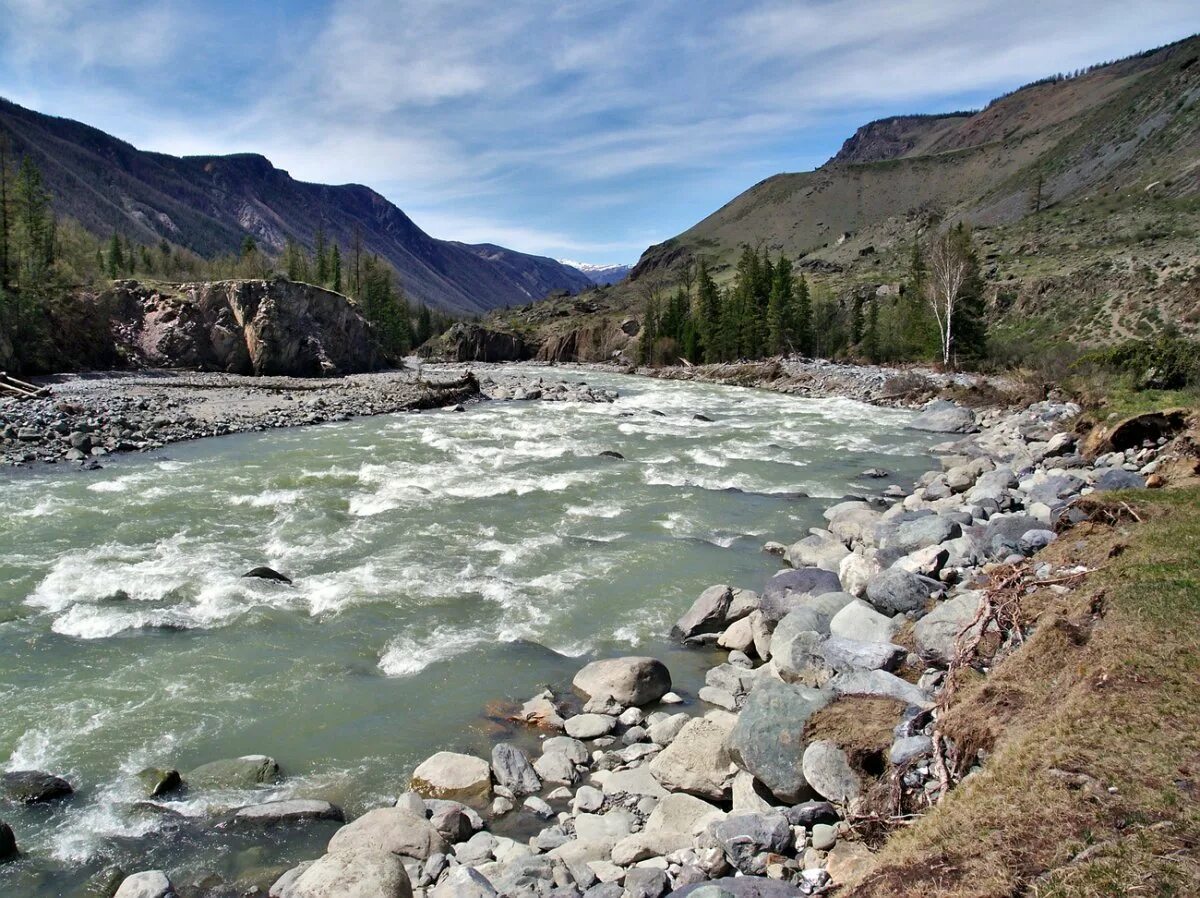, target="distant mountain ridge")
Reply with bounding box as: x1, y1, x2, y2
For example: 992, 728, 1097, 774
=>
558, 260, 632, 285
0, 98, 591, 315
